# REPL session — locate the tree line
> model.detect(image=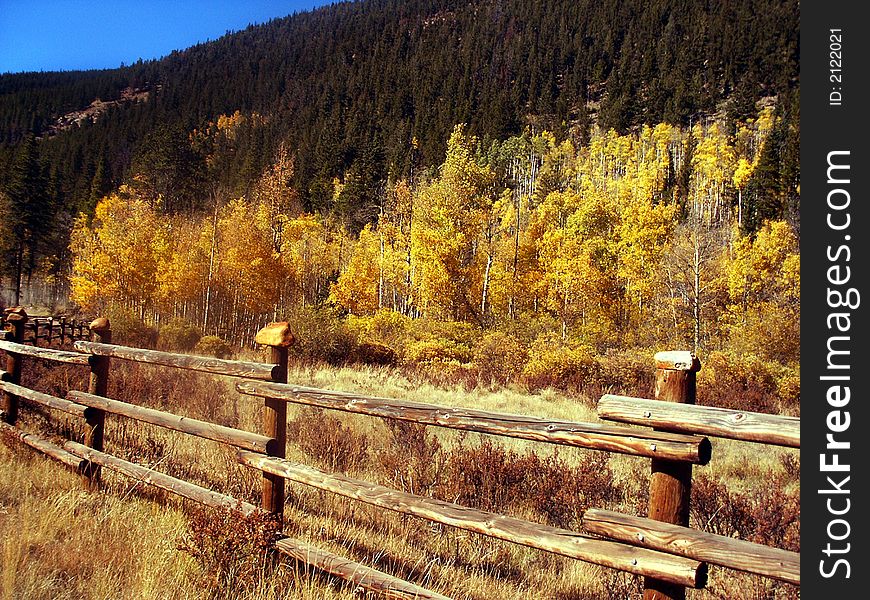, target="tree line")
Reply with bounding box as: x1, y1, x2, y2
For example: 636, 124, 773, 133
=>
1, 0, 799, 284
66, 105, 799, 367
